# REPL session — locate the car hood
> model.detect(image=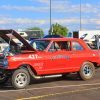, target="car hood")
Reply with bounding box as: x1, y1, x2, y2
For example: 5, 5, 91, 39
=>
0, 29, 36, 51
